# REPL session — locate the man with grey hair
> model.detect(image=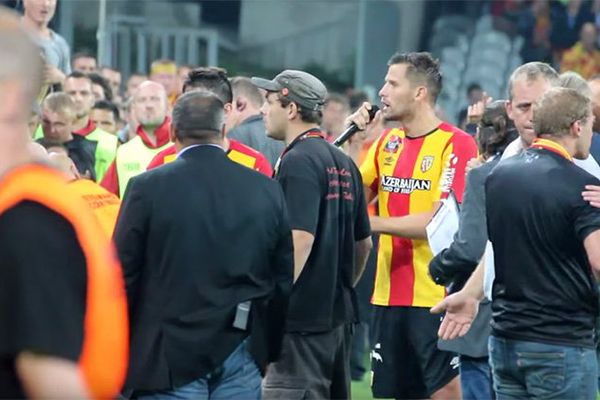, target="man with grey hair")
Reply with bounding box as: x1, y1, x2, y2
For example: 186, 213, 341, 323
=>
101, 81, 173, 197
502, 62, 560, 157
436, 87, 600, 399
115, 90, 293, 399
